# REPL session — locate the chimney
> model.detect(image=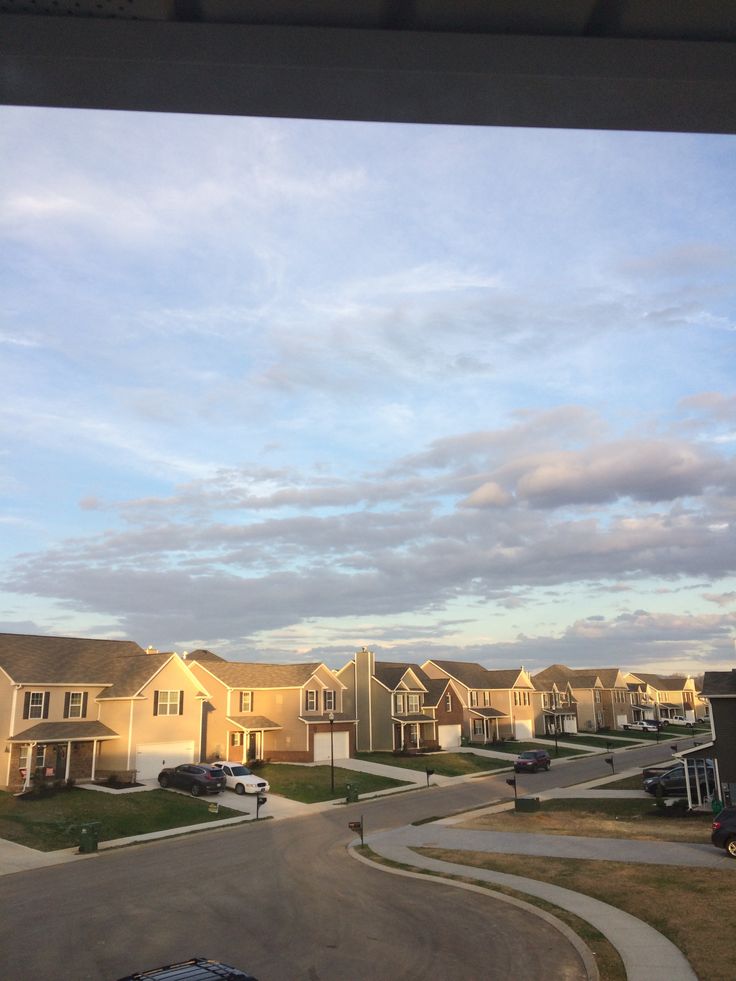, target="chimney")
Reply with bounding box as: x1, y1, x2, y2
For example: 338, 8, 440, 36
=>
145, 645, 159, 655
